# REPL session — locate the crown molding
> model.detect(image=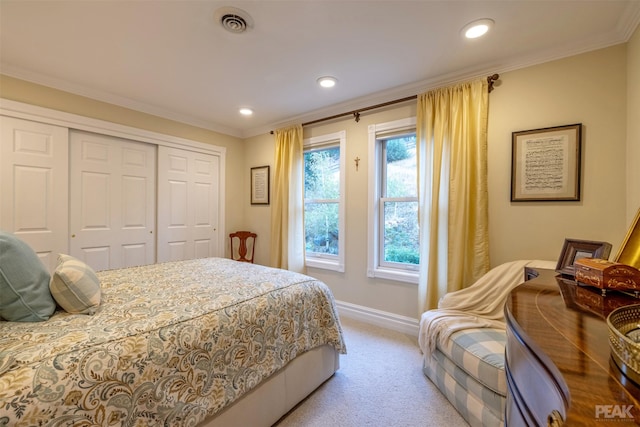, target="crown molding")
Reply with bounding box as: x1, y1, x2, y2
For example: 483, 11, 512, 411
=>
0, 64, 243, 138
